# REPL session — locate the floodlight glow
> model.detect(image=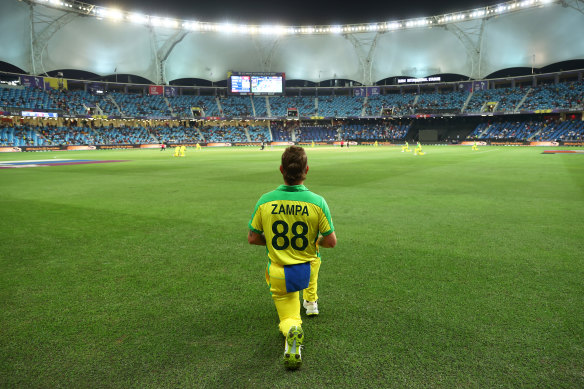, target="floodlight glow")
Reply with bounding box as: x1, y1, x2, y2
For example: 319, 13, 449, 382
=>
129, 13, 148, 24
150, 17, 163, 27
103, 8, 123, 20
163, 18, 178, 28
330, 25, 342, 34
184, 21, 200, 31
